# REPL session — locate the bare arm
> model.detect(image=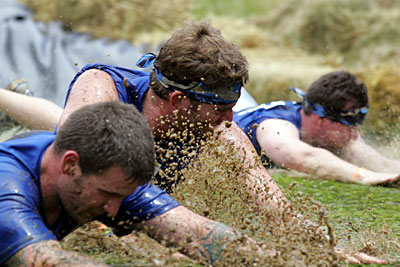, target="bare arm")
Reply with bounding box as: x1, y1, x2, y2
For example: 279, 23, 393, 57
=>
0, 88, 62, 131
341, 136, 400, 173
138, 206, 241, 265
59, 69, 119, 127
257, 119, 400, 185
5, 240, 108, 266
215, 122, 291, 217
